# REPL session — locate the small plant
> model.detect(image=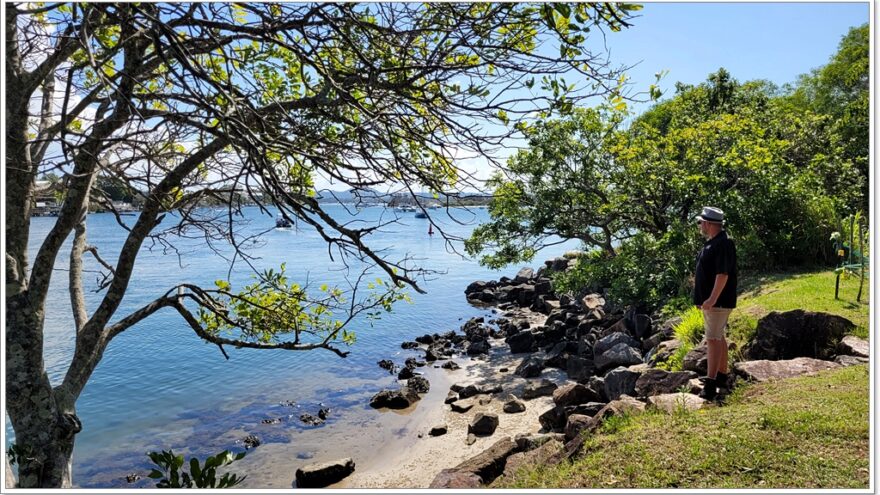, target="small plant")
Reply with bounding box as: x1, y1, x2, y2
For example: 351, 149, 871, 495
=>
147, 449, 246, 489
599, 413, 632, 435
656, 308, 704, 371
